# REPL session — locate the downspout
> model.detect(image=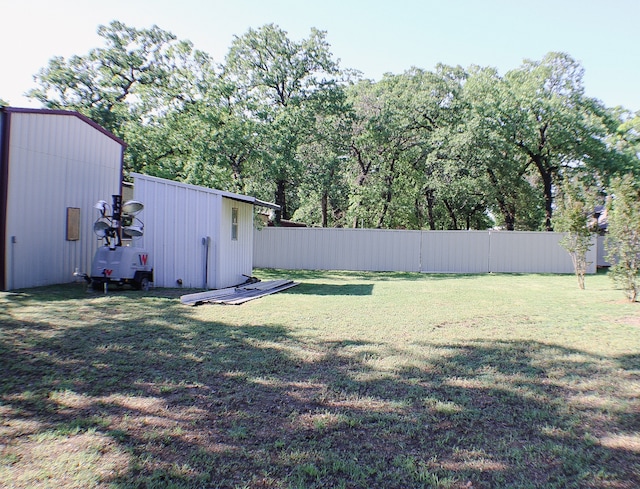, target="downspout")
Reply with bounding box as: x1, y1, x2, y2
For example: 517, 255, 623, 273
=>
202, 236, 211, 289
118, 144, 125, 197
